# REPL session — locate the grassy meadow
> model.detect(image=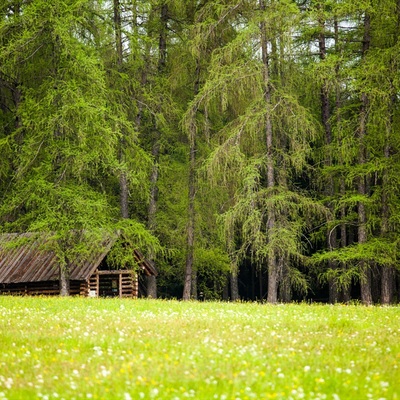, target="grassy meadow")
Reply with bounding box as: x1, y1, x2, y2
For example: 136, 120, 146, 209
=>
0, 297, 399, 400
